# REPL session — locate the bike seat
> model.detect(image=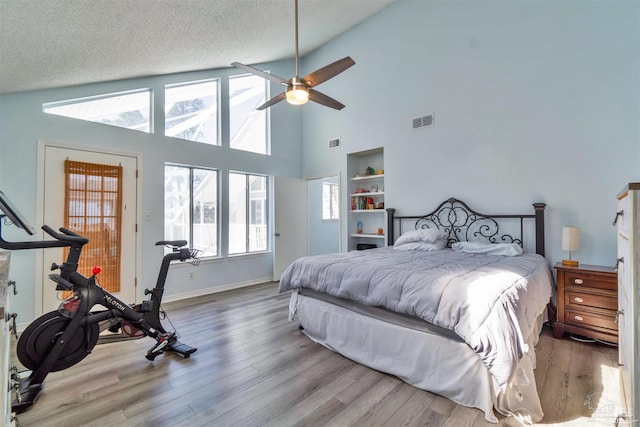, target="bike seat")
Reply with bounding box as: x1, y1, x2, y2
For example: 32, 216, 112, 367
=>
155, 240, 188, 248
